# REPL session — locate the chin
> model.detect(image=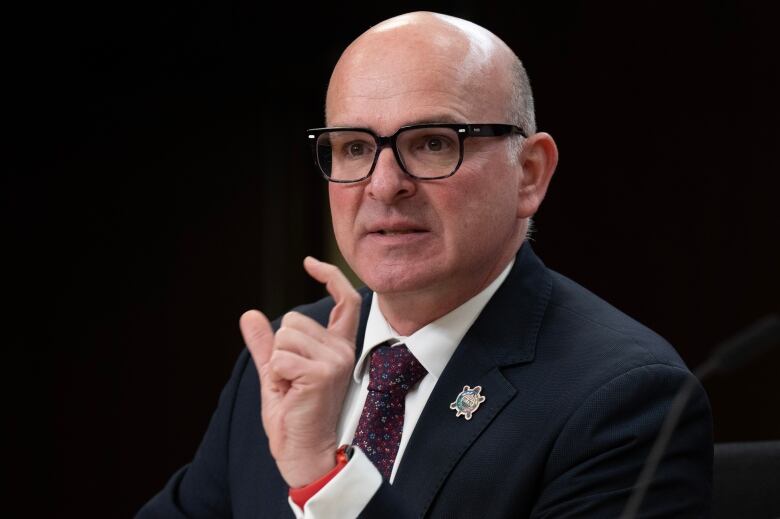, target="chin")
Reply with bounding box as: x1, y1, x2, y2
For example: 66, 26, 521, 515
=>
356, 260, 443, 296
